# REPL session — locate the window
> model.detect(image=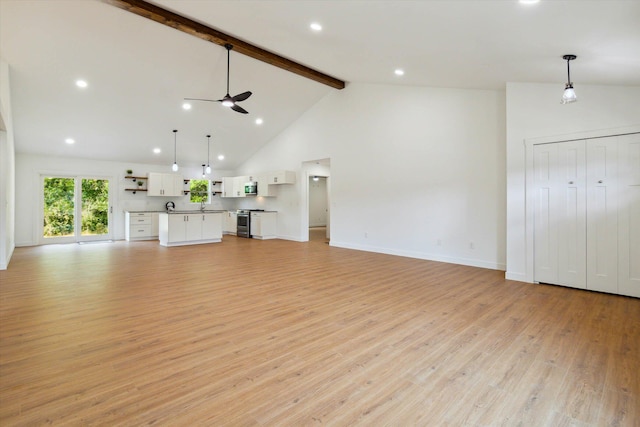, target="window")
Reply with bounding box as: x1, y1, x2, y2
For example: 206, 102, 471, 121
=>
189, 179, 209, 204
